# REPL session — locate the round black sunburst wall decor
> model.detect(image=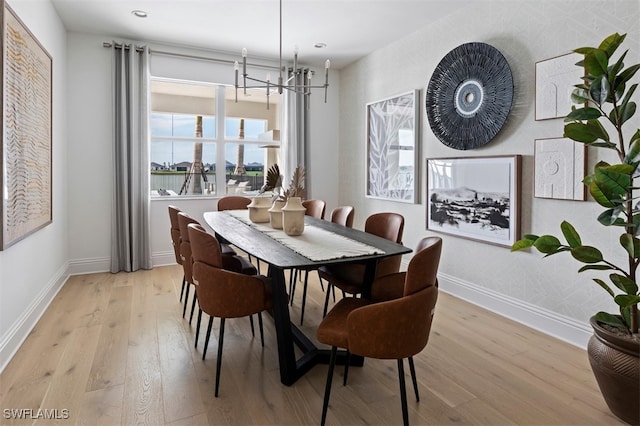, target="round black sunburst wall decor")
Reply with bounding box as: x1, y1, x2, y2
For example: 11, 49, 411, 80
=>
426, 42, 514, 150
